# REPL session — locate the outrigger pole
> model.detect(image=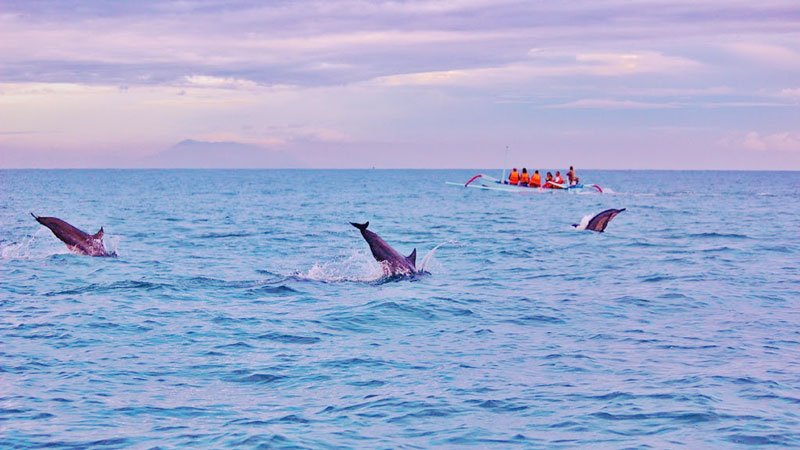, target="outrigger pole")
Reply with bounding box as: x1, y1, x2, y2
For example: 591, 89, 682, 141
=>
501, 145, 509, 183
